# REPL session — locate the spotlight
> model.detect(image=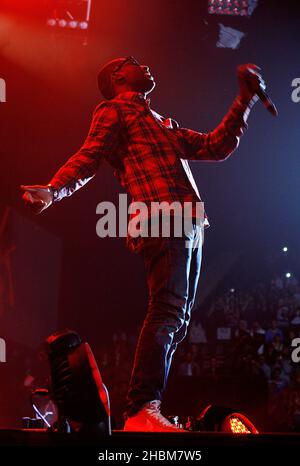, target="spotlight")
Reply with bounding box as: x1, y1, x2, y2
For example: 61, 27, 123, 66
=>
46, 18, 89, 31
198, 405, 259, 434
79, 21, 89, 30
46, 0, 92, 31
230, 288, 235, 293
286, 272, 292, 279
46, 18, 57, 27
68, 20, 79, 29
58, 19, 67, 28
45, 329, 111, 434
283, 246, 288, 253
208, 0, 258, 17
